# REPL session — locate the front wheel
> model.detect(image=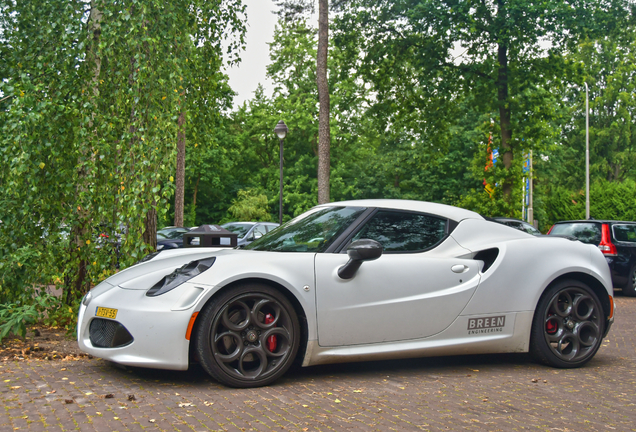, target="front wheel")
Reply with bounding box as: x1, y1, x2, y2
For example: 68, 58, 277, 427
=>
530, 279, 605, 368
194, 284, 300, 387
